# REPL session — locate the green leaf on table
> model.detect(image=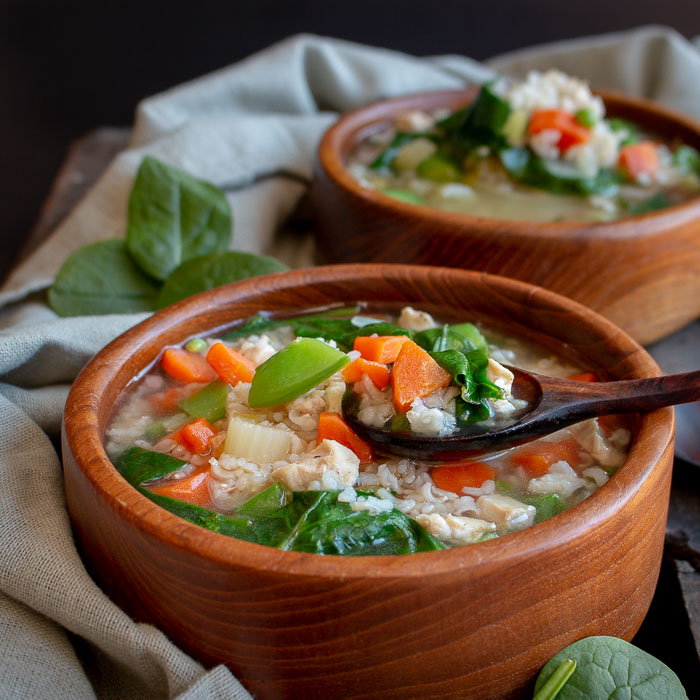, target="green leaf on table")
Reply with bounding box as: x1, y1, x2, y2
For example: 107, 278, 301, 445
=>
156, 251, 288, 307
48, 239, 160, 316
533, 636, 688, 699
126, 156, 232, 281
